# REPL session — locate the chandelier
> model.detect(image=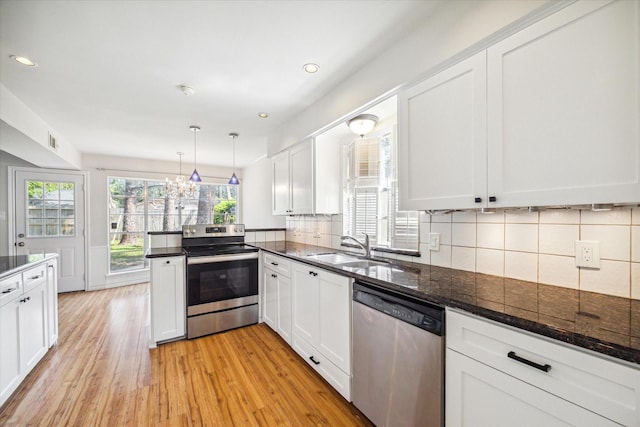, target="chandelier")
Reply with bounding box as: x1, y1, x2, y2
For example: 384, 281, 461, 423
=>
166, 151, 196, 203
